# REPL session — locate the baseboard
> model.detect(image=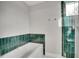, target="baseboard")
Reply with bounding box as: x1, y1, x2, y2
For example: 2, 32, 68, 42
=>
46, 52, 64, 58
